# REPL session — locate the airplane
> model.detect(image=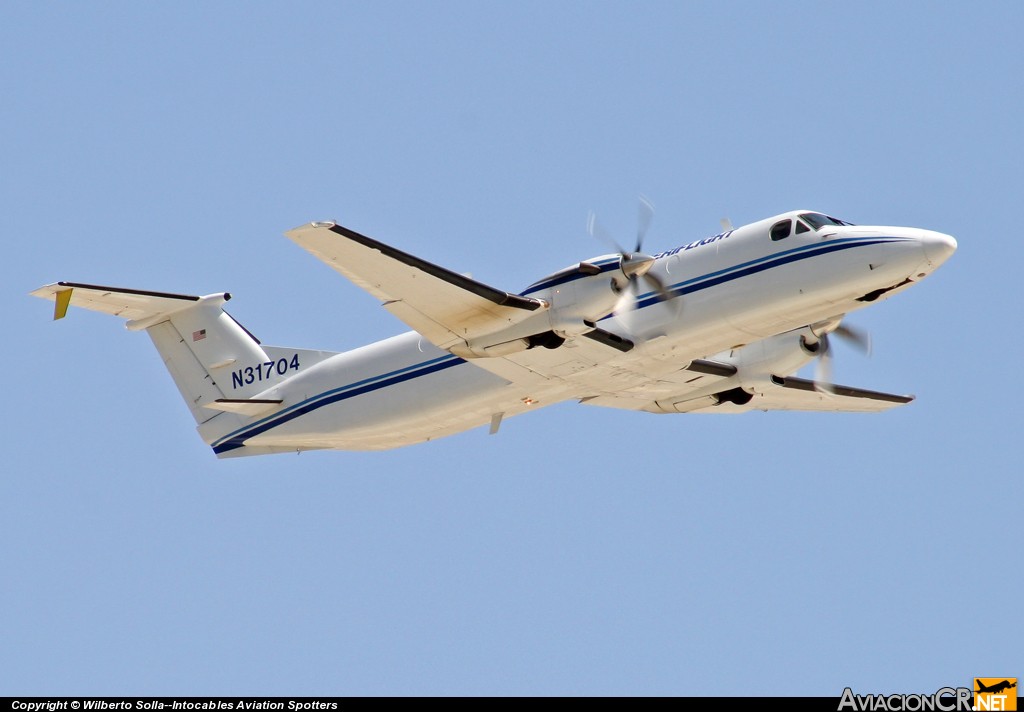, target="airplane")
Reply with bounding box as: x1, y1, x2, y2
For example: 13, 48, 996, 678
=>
30, 207, 957, 457
976, 680, 1017, 695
